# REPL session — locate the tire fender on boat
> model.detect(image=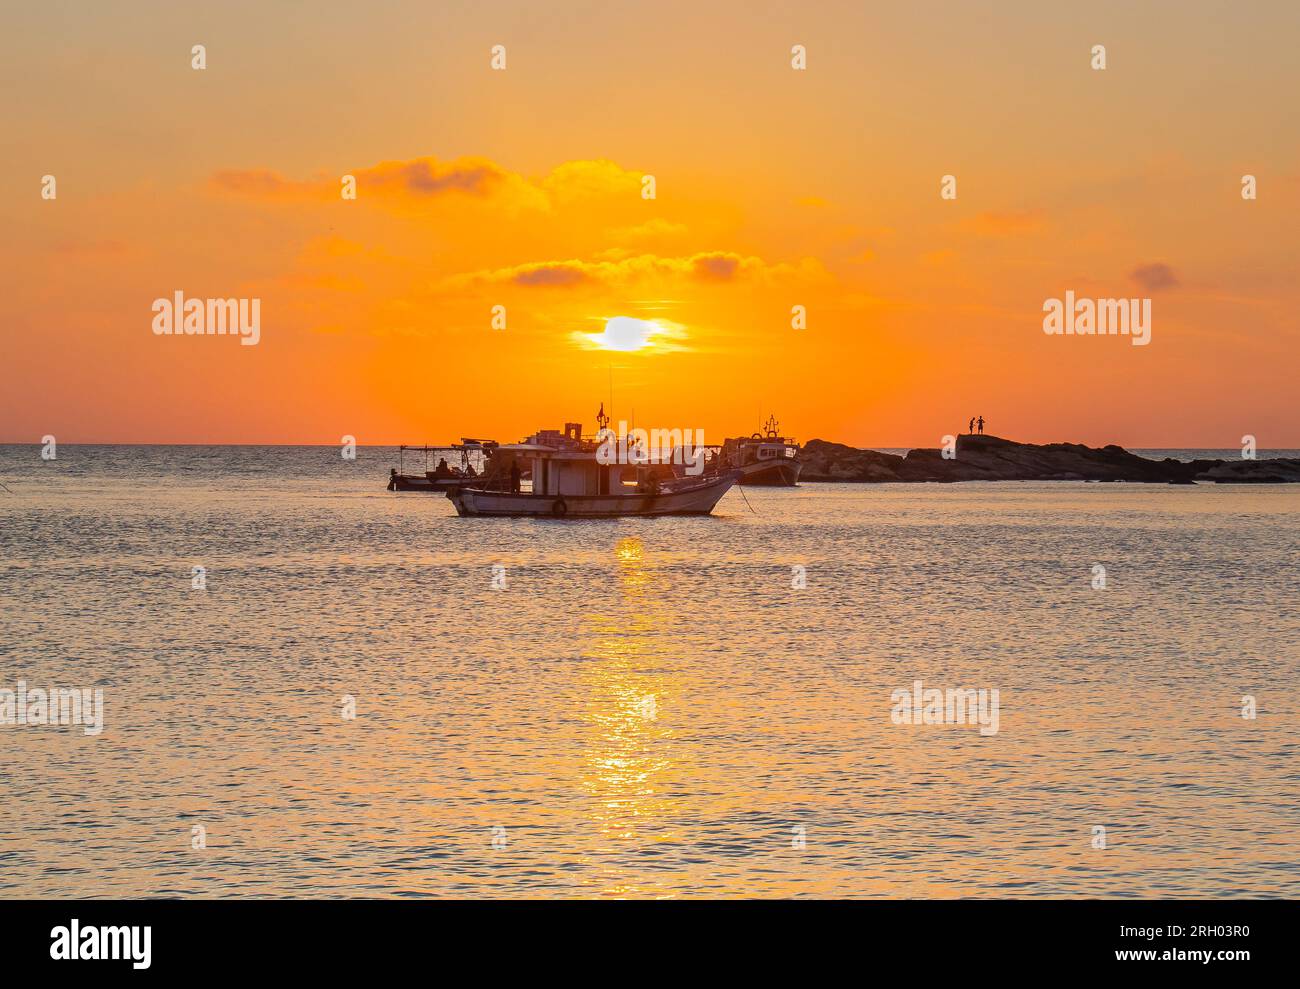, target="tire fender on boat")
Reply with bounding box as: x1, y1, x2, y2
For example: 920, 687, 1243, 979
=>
552, 498, 567, 517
